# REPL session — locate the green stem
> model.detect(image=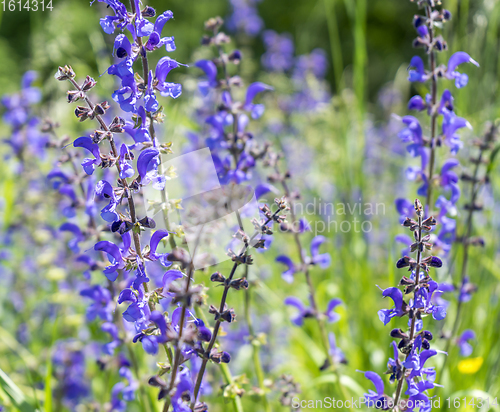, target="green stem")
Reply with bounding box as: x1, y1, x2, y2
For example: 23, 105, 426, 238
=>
244, 276, 271, 412
323, 0, 344, 92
